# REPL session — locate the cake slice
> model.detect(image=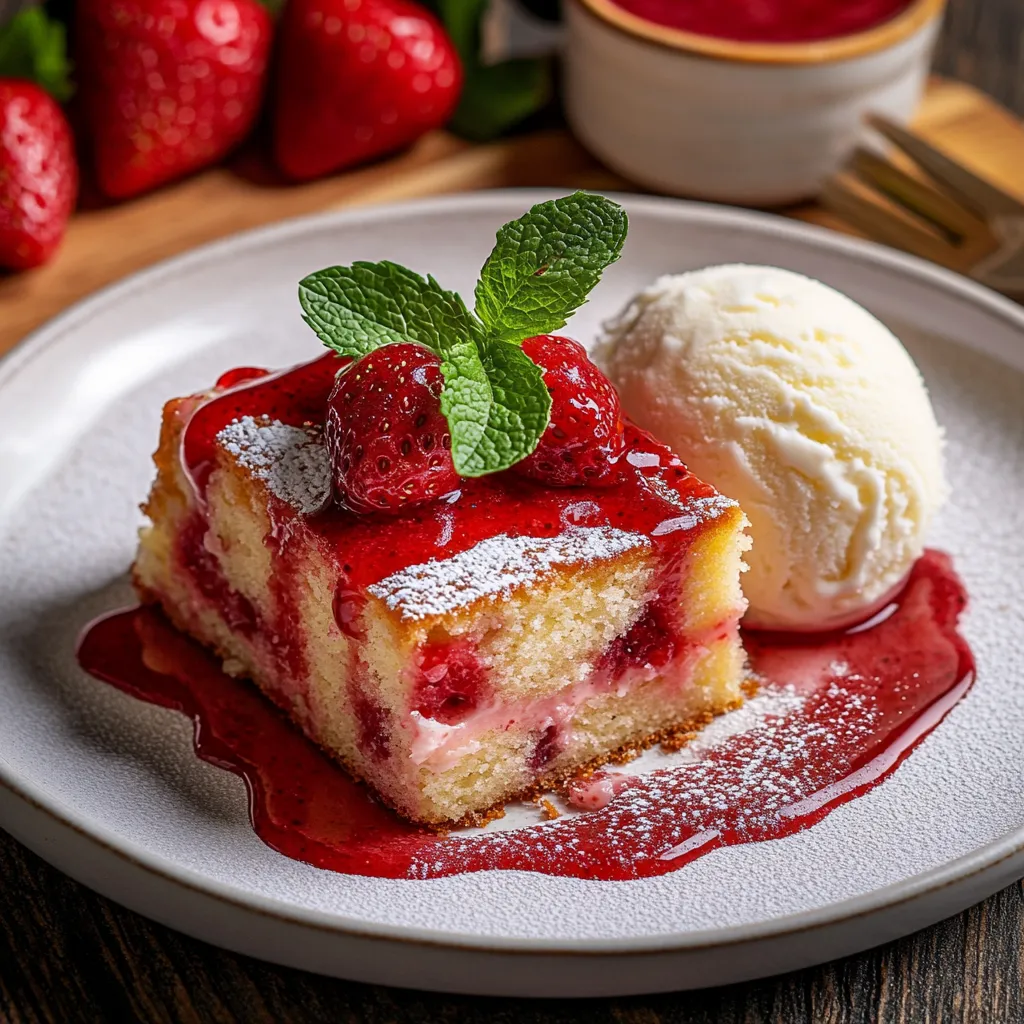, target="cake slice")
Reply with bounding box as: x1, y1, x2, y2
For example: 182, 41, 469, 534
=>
134, 193, 752, 827
133, 351, 749, 826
